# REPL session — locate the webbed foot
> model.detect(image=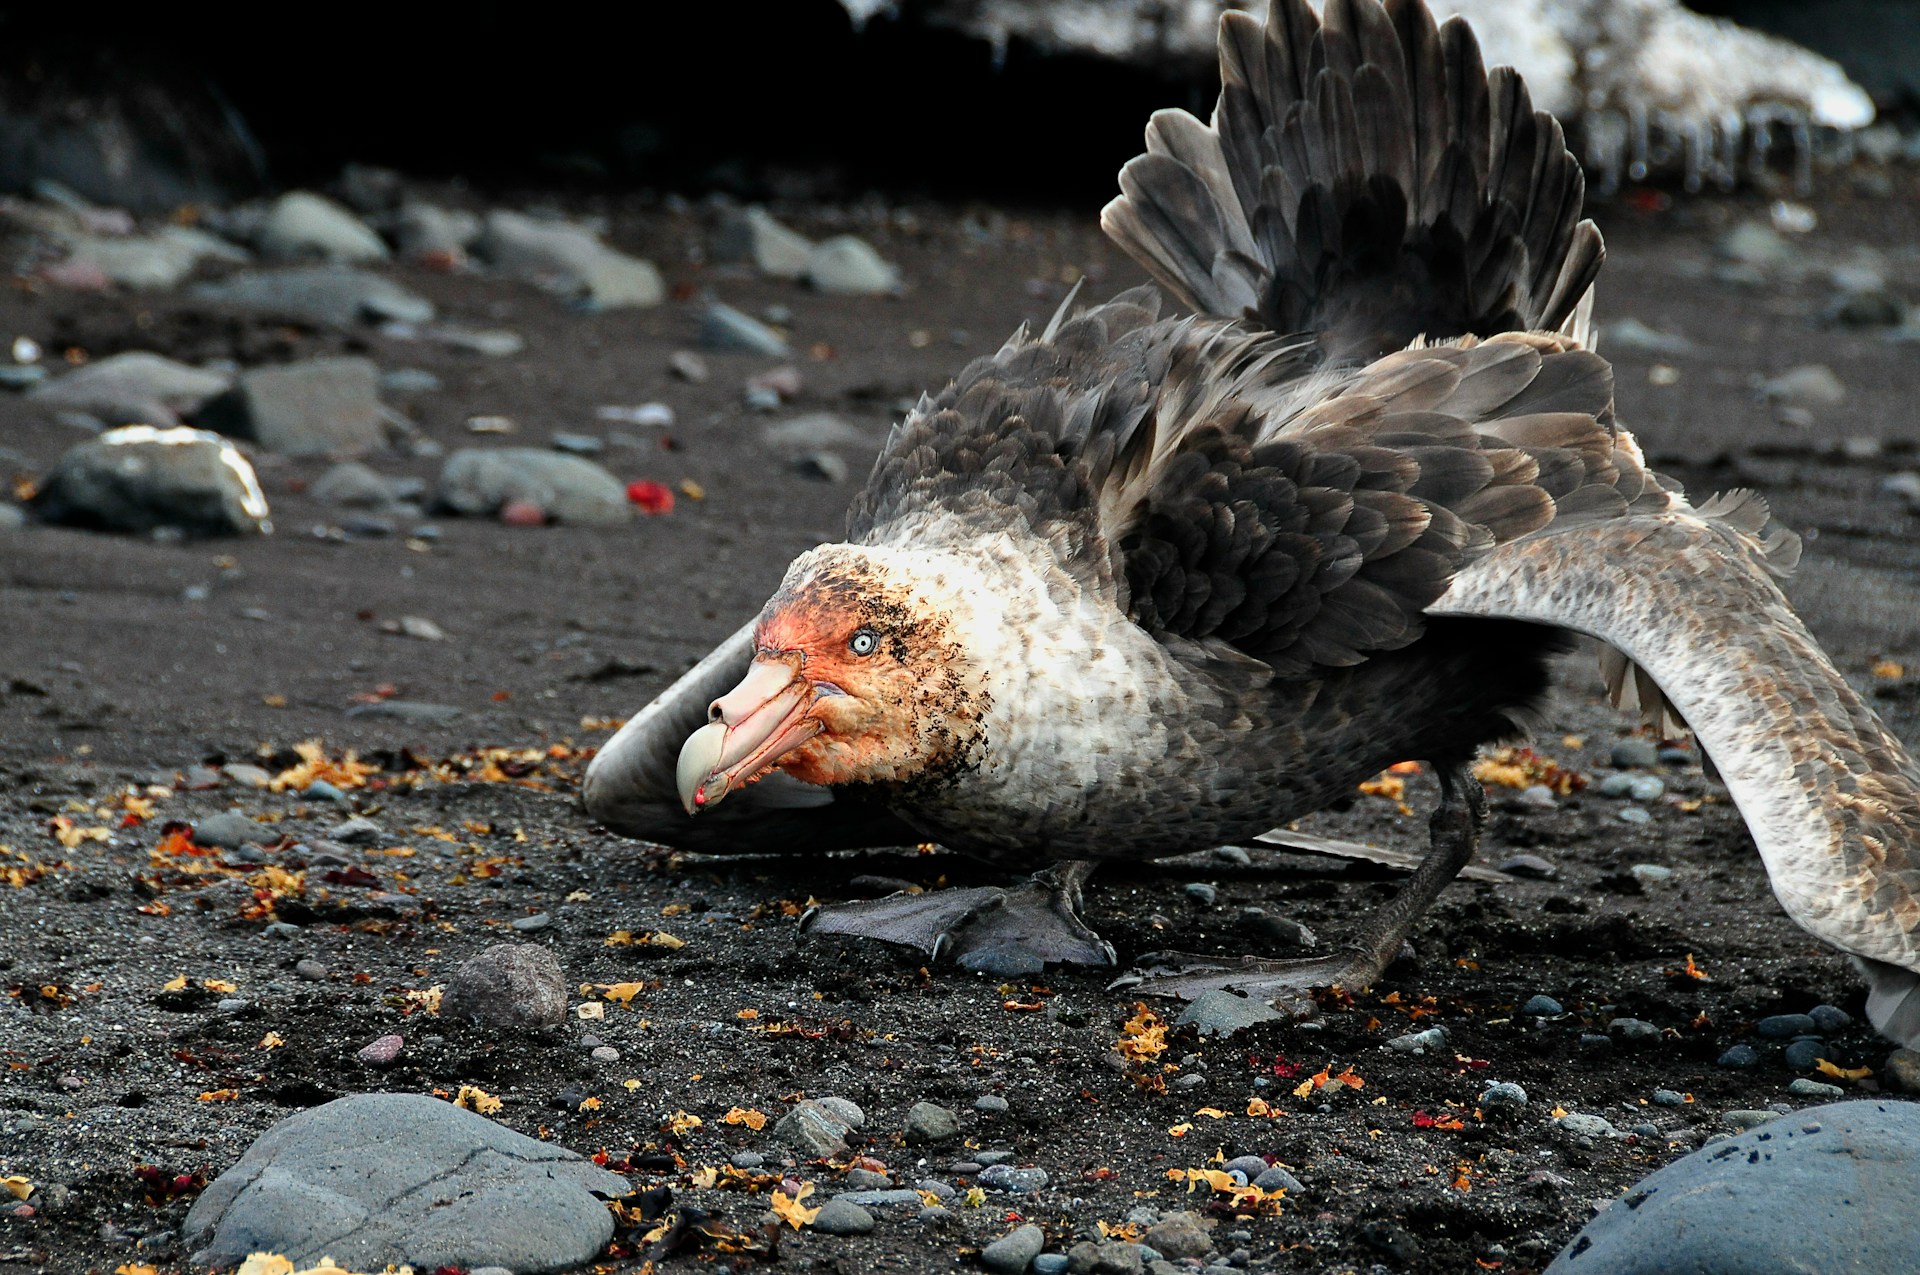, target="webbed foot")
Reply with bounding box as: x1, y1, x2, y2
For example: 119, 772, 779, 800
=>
800, 860, 1115, 973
